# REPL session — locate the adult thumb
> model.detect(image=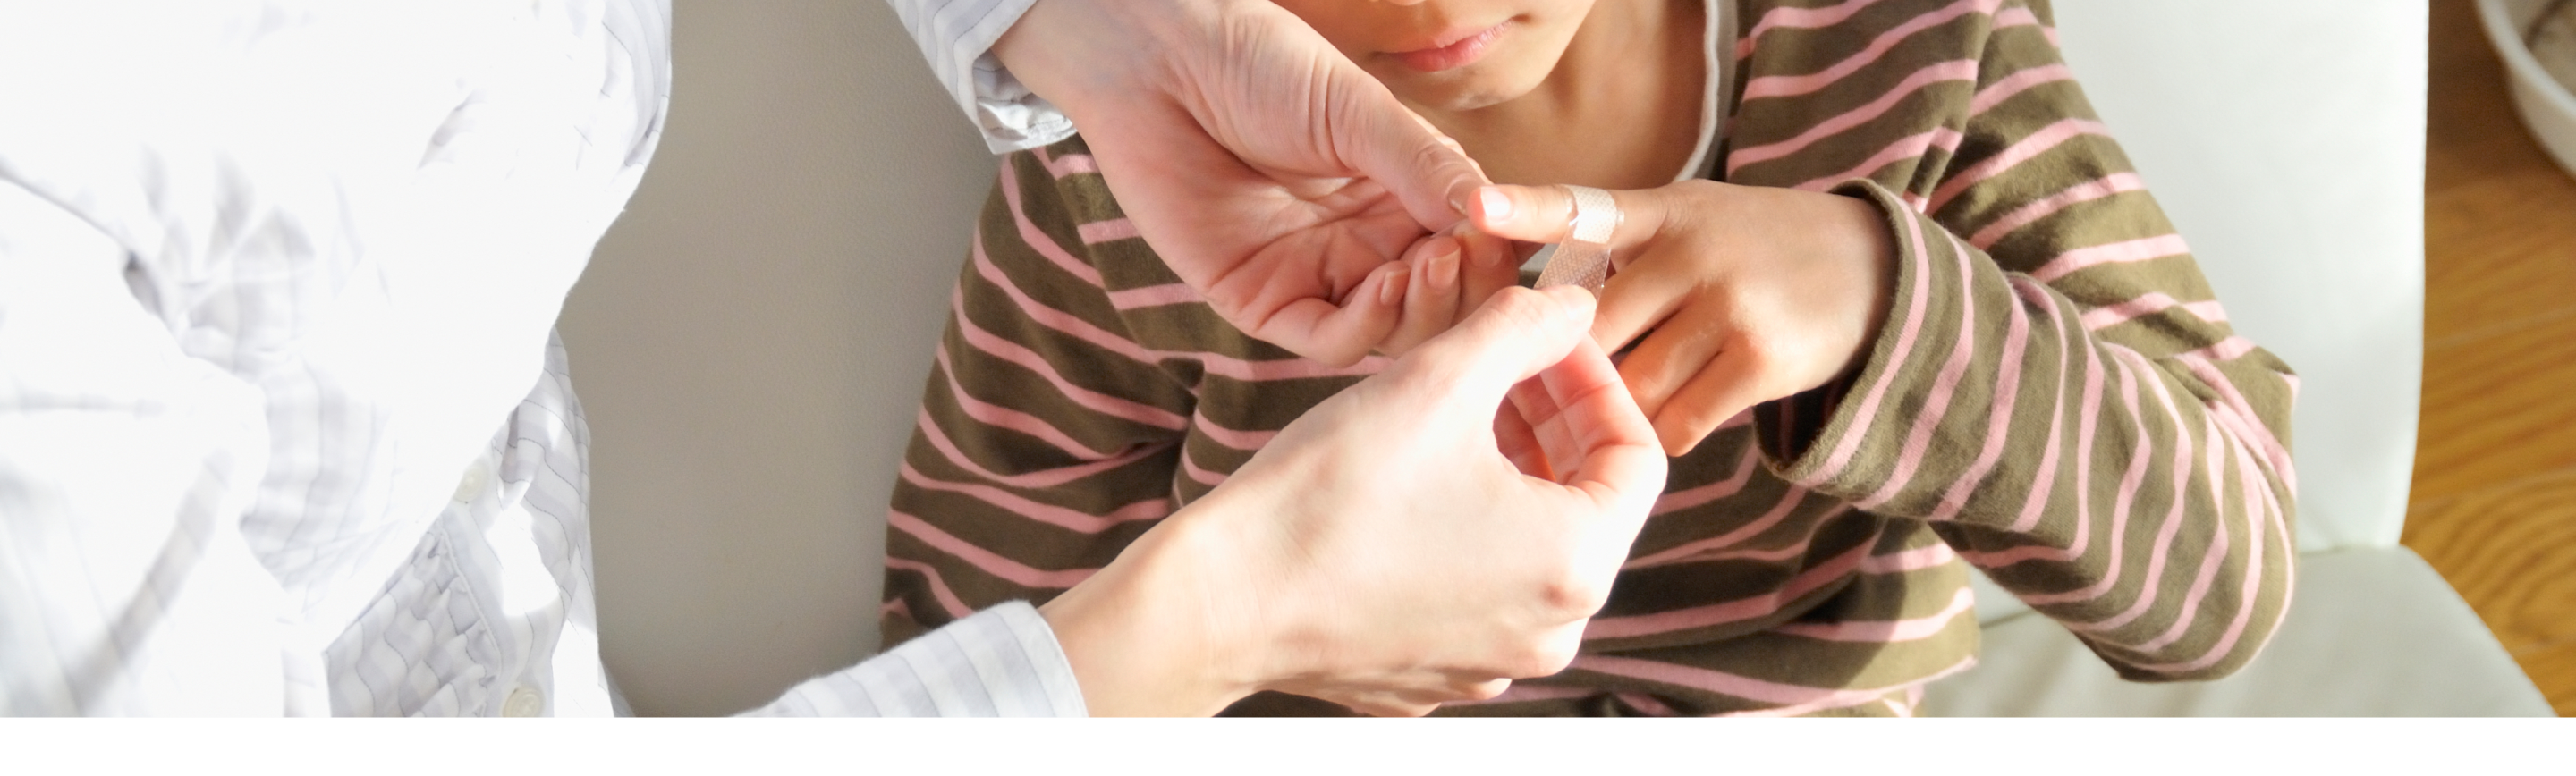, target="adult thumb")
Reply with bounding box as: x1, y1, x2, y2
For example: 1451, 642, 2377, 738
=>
1334, 76, 1488, 231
